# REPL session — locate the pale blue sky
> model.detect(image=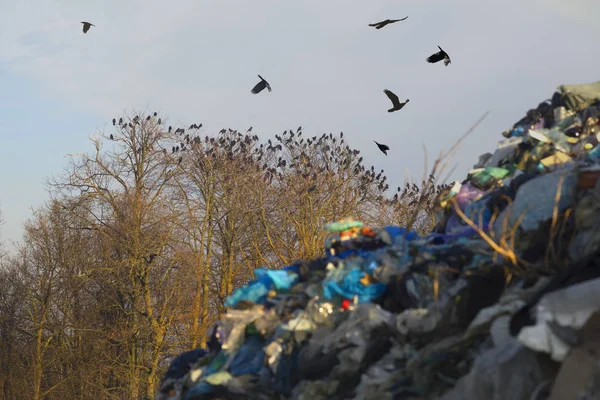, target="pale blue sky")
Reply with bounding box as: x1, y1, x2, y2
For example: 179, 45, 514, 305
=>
1, 0, 599, 252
